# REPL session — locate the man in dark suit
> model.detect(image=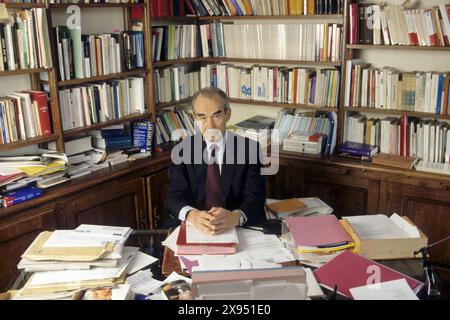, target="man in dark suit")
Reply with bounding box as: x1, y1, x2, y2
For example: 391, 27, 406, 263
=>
165, 87, 266, 235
